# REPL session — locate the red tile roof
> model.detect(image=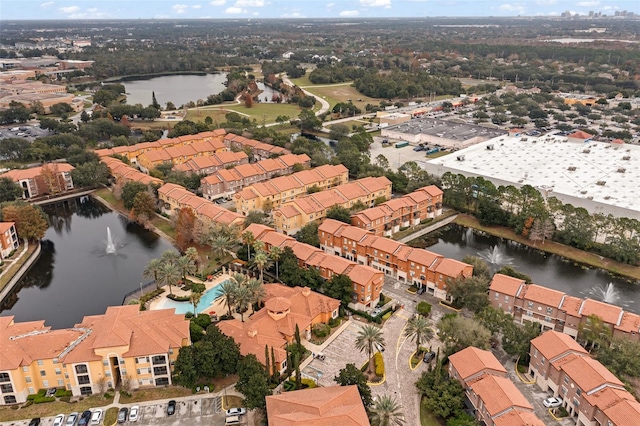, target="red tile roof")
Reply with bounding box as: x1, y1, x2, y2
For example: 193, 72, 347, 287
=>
449, 346, 507, 382
469, 375, 533, 416
579, 299, 624, 326
530, 330, 587, 361
489, 274, 525, 297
